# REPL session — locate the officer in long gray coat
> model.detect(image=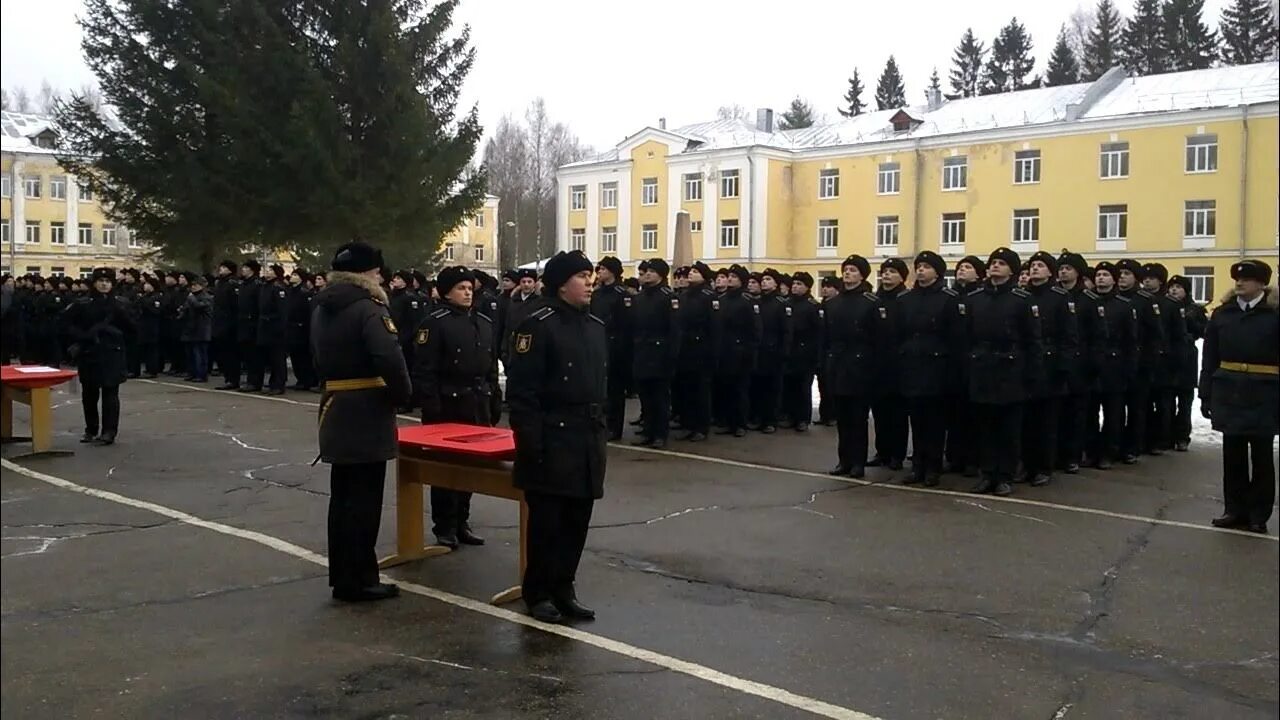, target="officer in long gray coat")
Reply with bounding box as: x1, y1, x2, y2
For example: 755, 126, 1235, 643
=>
311, 241, 412, 602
